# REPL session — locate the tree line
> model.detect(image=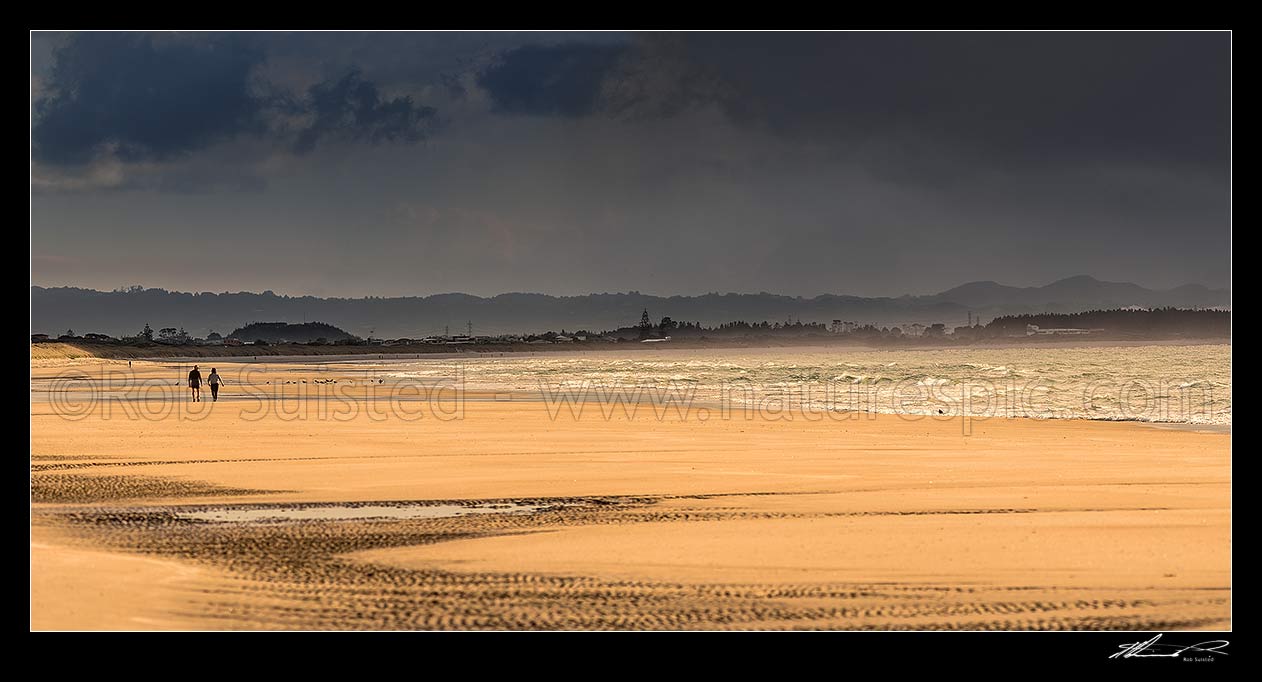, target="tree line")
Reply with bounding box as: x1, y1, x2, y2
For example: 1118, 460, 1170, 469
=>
985, 308, 1229, 336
